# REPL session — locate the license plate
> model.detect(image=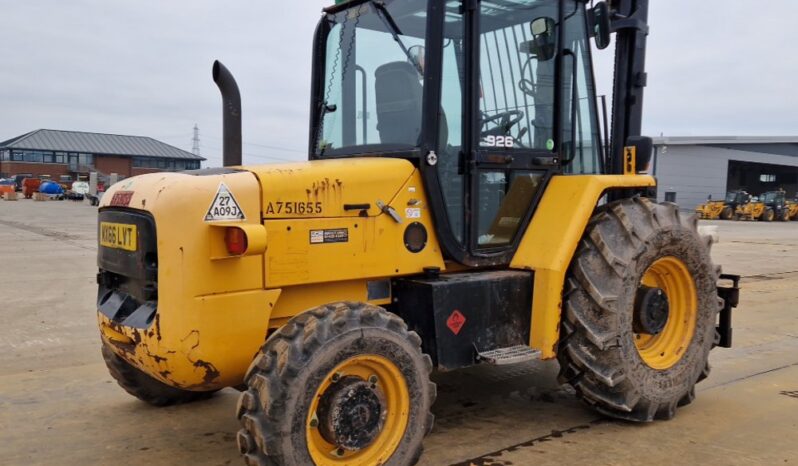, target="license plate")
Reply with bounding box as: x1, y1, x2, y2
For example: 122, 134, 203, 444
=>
100, 222, 137, 252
